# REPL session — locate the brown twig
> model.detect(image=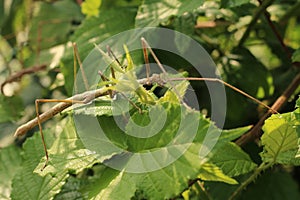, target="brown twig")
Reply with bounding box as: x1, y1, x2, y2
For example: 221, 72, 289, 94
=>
257, 0, 292, 59
238, 0, 275, 48
235, 72, 300, 146
1, 64, 47, 95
